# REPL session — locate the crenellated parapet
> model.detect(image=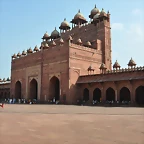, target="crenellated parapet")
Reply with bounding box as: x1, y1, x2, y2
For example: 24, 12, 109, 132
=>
0, 77, 11, 84
98, 58, 143, 75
